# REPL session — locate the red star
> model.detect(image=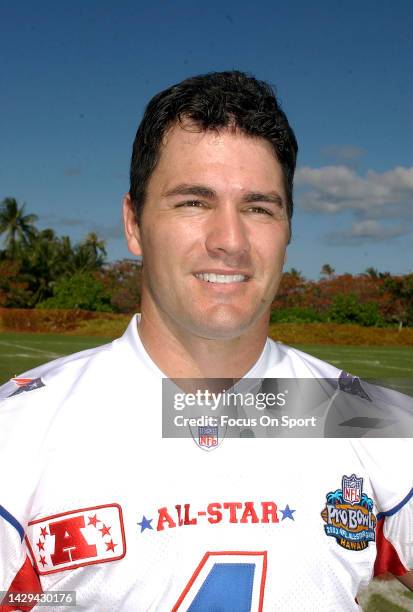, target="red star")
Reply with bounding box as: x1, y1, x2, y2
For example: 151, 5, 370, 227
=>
88, 514, 100, 528
40, 527, 48, 538
36, 539, 45, 551
99, 524, 111, 537
105, 539, 117, 553
39, 555, 47, 567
